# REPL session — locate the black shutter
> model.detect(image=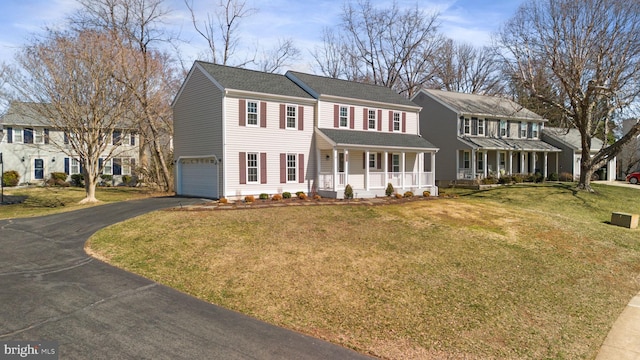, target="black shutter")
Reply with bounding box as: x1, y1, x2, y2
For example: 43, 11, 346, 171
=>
6, 127, 12, 143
